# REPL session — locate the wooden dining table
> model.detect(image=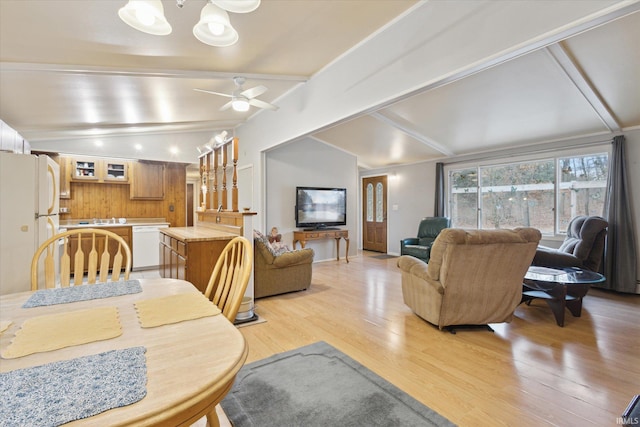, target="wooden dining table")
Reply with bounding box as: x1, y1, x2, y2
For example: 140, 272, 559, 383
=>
0, 278, 248, 426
